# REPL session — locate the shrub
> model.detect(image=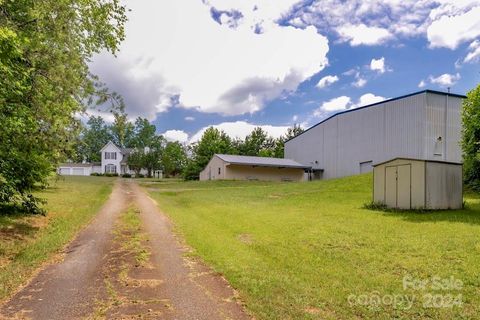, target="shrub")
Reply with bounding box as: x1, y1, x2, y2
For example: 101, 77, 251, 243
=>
121, 173, 132, 178
90, 172, 101, 176
136, 173, 145, 178
104, 173, 118, 177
